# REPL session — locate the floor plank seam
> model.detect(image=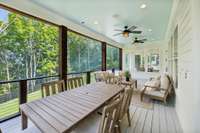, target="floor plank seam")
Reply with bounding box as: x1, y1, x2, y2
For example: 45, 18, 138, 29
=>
1, 96, 183, 133
150, 102, 154, 133
164, 105, 169, 133
141, 109, 148, 133
142, 109, 150, 133
133, 108, 143, 133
